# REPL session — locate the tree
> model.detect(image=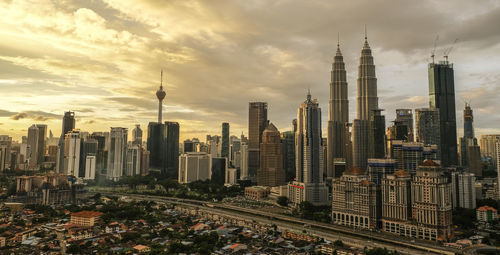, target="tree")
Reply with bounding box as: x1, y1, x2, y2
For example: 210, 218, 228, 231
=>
333, 239, 344, 247
277, 196, 288, 207
67, 244, 82, 254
